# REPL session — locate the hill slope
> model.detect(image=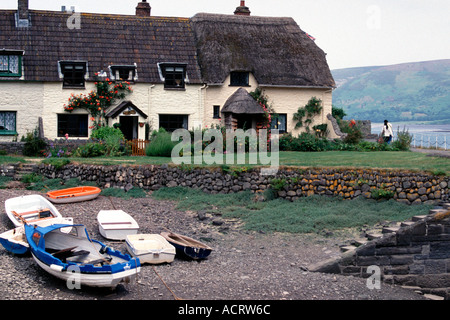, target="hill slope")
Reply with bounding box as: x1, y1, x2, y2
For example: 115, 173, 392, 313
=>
331, 60, 450, 123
